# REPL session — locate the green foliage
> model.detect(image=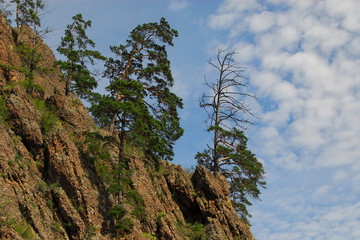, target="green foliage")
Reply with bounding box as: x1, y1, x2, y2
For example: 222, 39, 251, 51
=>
31, 98, 60, 134
142, 233, 157, 240
11, 0, 47, 35
11, 44, 53, 93
0, 65, 45, 95
0, 61, 46, 95
85, 225, 99, 239
16, 44, 40, 72
2, 1, 53, 90
50, 220, 63, 233
19, 78, 45, 94
154, 211, 166, 221
108, 204, 126, 220
126, 189, 143, 204
0, 95, 9, 122
15, 222, 35, 239
0, 195, 35, 240
82, 131, 113, 163
177, 222, 206, 240
90, 17, 183, 164
56, 13, 105, 98
106, 162, 132, 196
196, 128, 265, 222
88, 19, 183, 235
108, 205, 134, 236
222, 128, 265, 220
16, 43, 53, 81
81, 132, 146, 236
